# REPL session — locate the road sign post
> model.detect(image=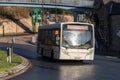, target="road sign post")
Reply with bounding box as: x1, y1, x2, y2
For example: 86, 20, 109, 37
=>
7, 47, 12, 63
